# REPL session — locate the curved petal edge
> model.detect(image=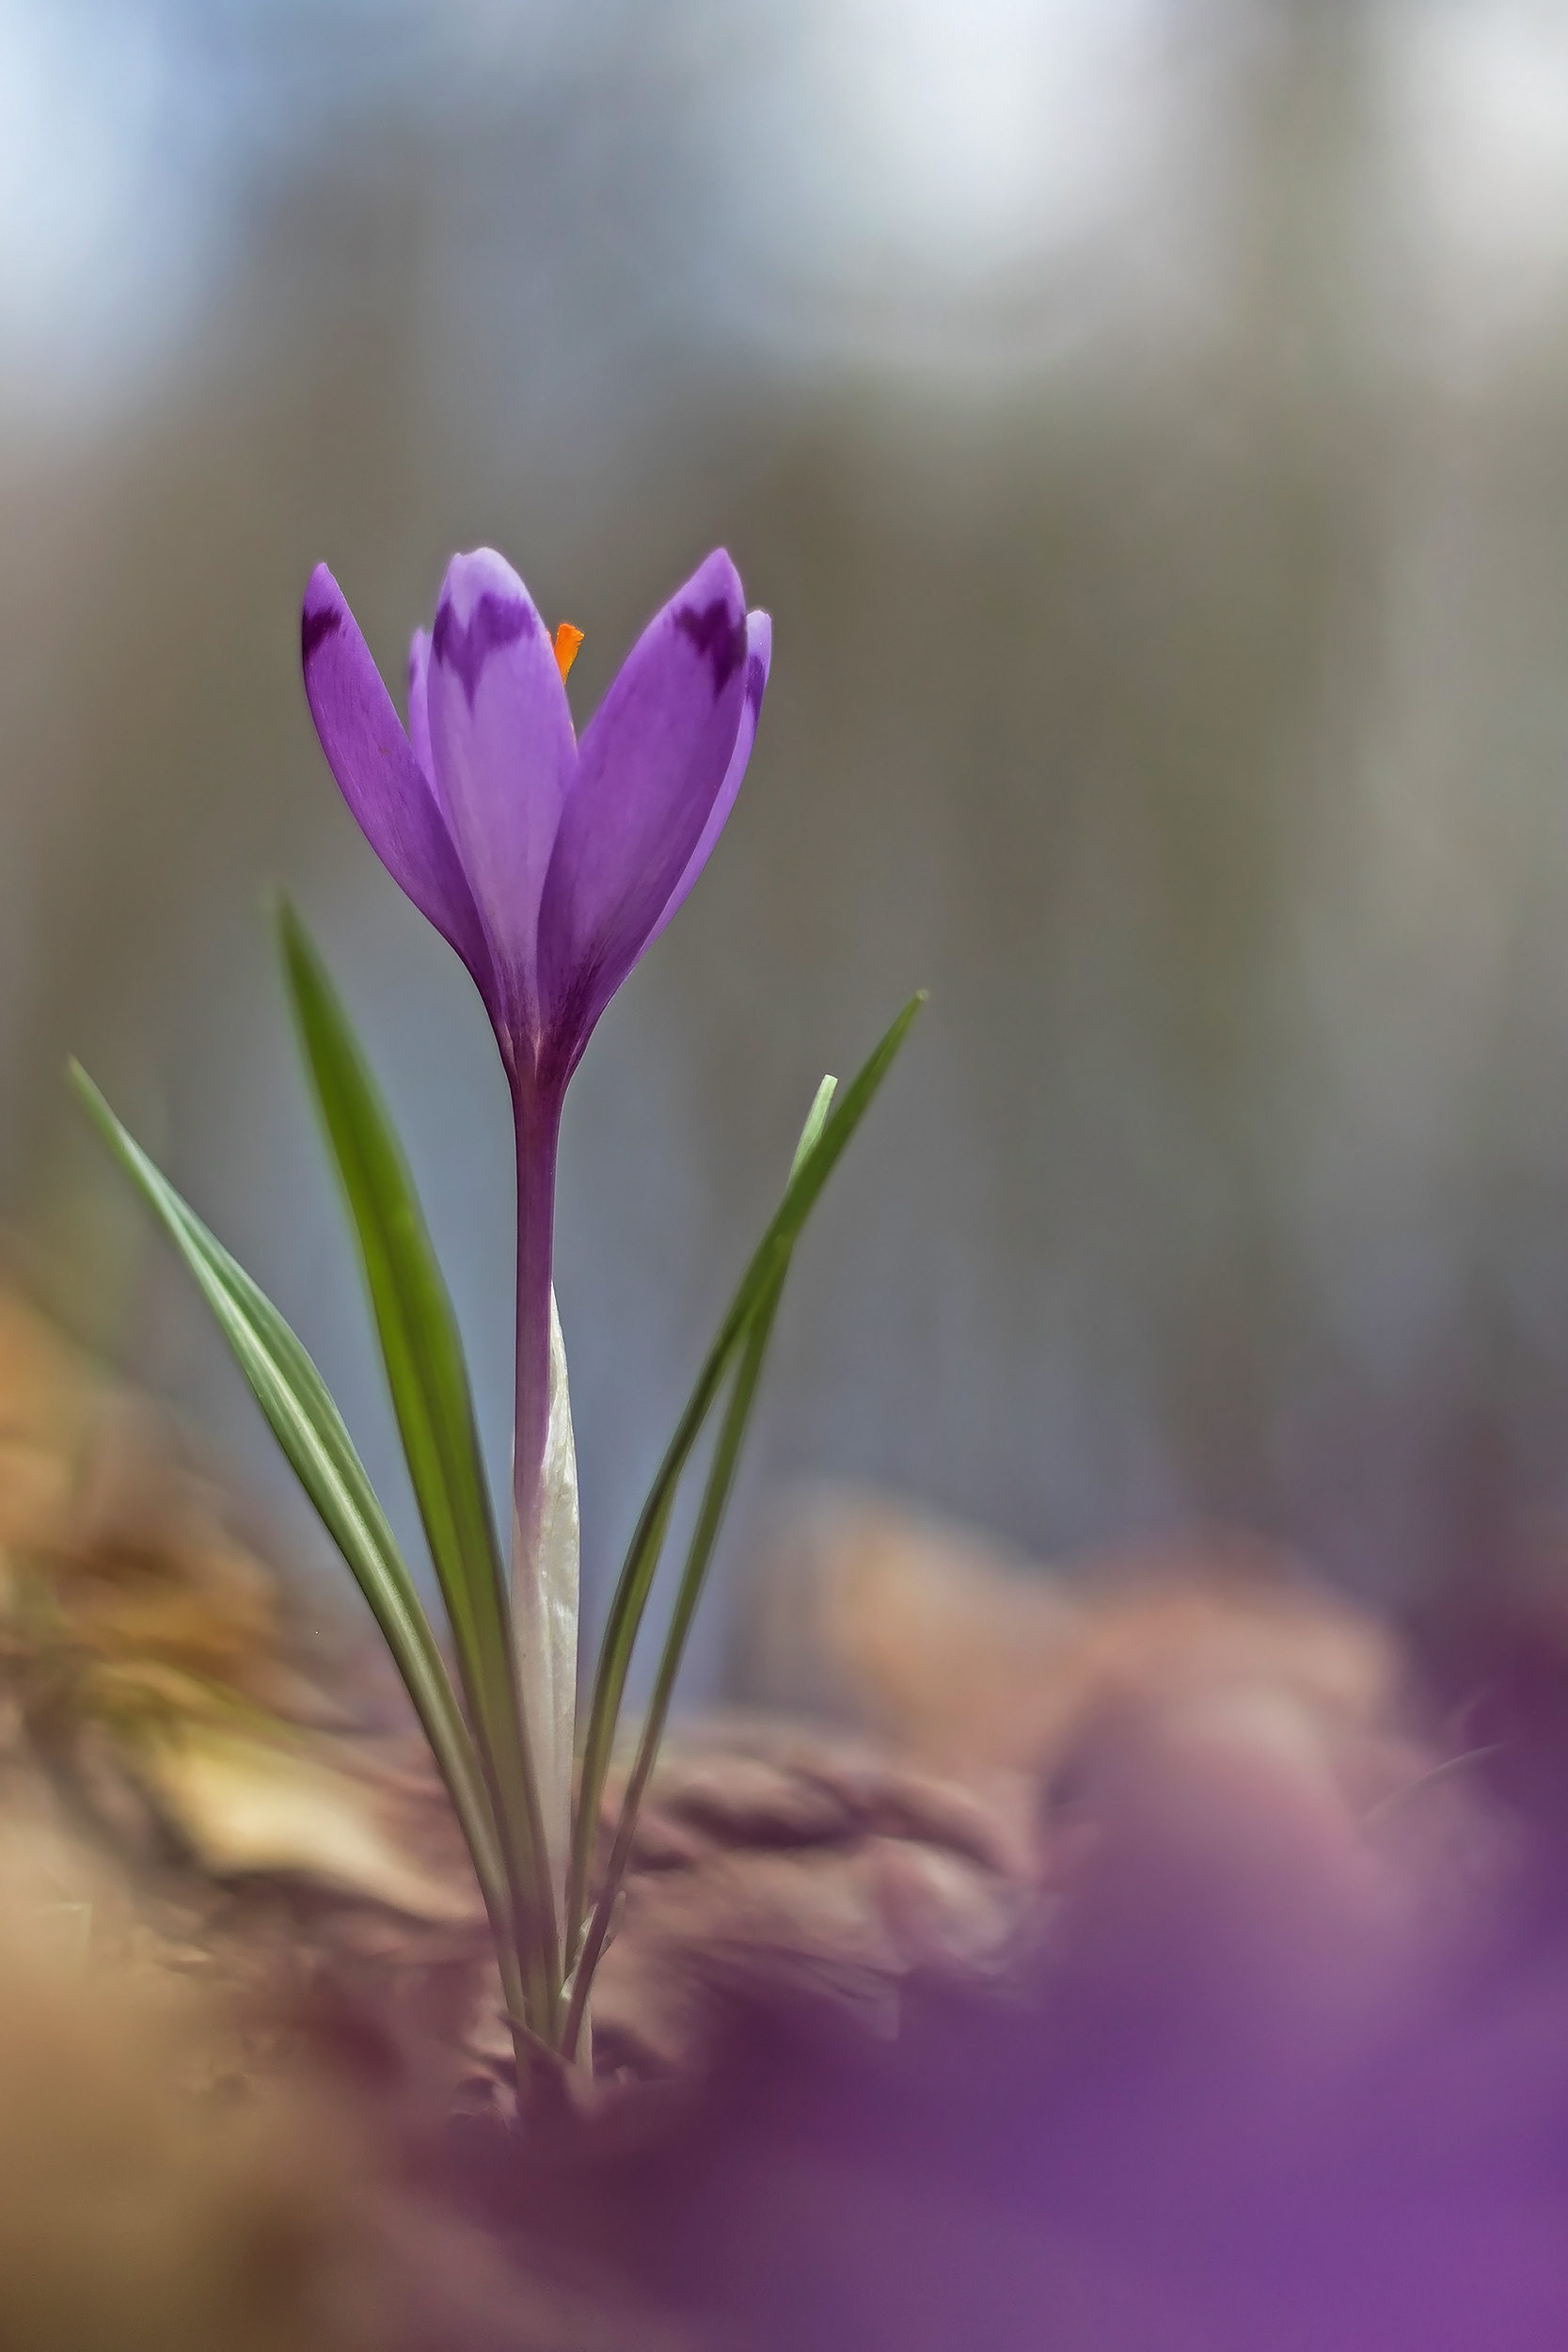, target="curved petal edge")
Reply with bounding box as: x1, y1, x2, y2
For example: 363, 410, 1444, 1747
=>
642, 607, 771, 954
301, 565, 496, 1002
